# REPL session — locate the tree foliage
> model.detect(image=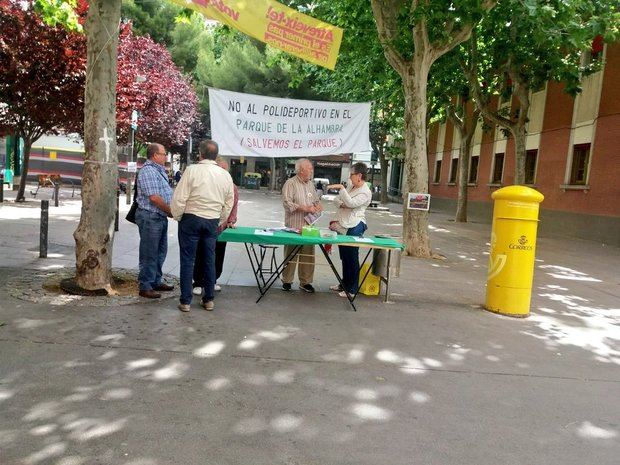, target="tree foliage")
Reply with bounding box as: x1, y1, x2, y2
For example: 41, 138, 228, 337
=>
0, 0, 86, 201
461, 0, 619, 184
116, 23, 199, 148
120, 0, 181, 46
